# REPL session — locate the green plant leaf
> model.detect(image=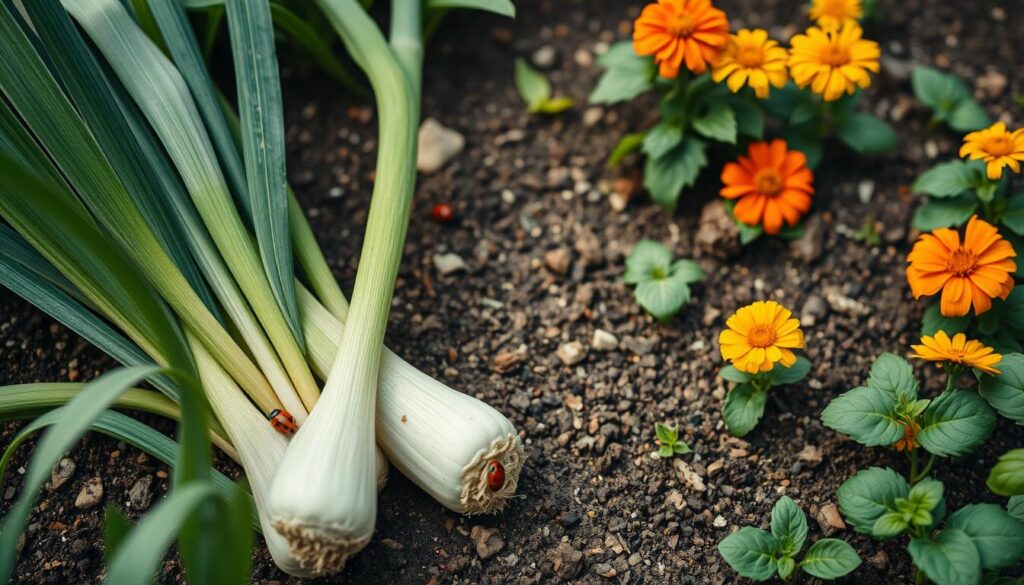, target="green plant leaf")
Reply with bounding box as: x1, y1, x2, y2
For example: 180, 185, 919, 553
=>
589, 42, 654, 104
916, 389, 996, 457
979, 353, 1024, 424
732, 99, 763, 138
777, 556, 795, 579
988, 449, 1024, 496
836, 112, 897, 155
720, 366, 753, 384
673, 442, 691, 455
948, 99, 992, 132
225, 0, 303, 349
908, 528, 982, 585
722, 383, 767, 437
899, 478, 945, 529
771, 496, 808, 556
105, 483, 220, 583
872, 511, 910, 537
532, 97, 574, 114
658, 444, 674, 458
913, 161, 980, 199
821, 386, 903, 447
655, 422, 678, 445
738, 222, 764, 244
912, 67, 970, 113
718, 527, 779, 581
913, 196, 979, 231
217, 483, 256, 584
771, 356, 812, 386
692, 103, 737, 144
0, 367, 162, 582
670, 259, 705, 283
268, 3, 364, 94
104, 504, 131, 565
643, 138, 706, 210
606, 132, 646, 168
1008, 496, 1024, 522
836, 467, 910, 536
634, 273, 693, 322
623, 240, 673, 284
800, 538, 861, 579
782, 123, 823, 169
922, 303, 971, 336
426, 0, 516, 17
642, 122, 683, 159
1000, 194, 1024, 236
514, 58, 551, 109
947, 503, 1024, 570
